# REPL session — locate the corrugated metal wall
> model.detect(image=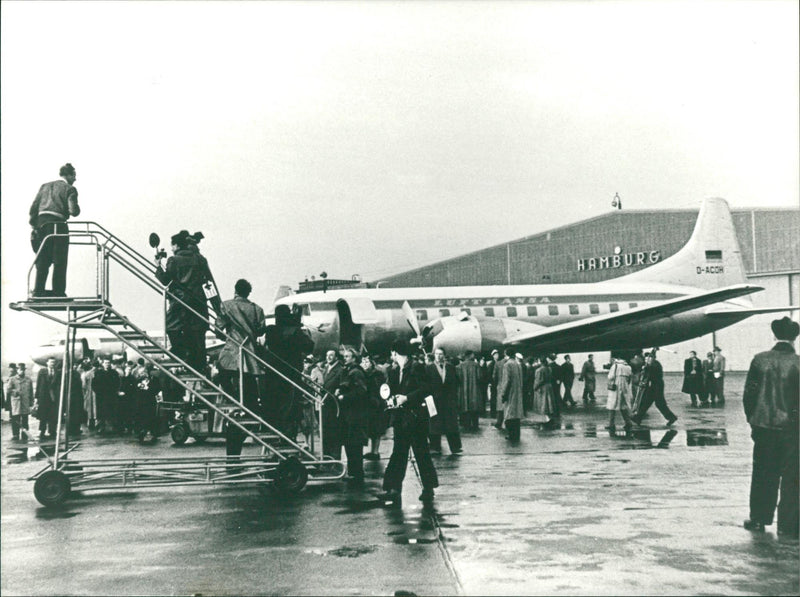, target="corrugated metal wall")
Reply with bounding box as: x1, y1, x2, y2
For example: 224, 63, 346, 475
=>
377, 208, 800, 287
